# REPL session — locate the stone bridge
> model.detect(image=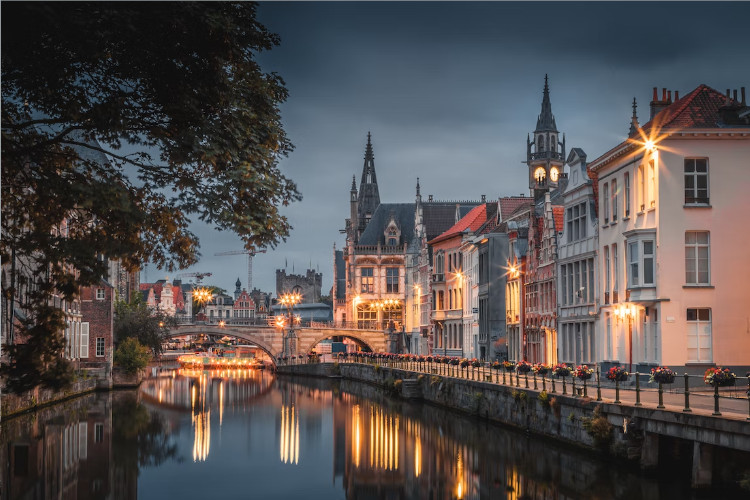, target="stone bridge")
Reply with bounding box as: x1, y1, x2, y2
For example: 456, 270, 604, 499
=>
167, 323, 387, 364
